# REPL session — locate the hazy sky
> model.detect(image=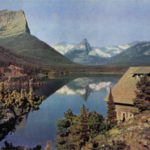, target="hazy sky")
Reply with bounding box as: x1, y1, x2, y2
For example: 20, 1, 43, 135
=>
0, 0, 150, 46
